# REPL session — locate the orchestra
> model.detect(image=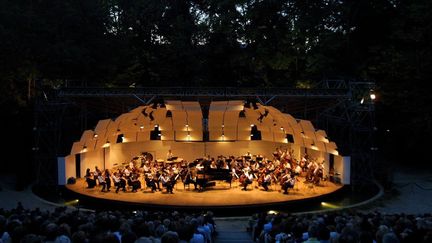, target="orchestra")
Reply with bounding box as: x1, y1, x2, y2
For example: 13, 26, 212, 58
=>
83, 146, 328, 195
